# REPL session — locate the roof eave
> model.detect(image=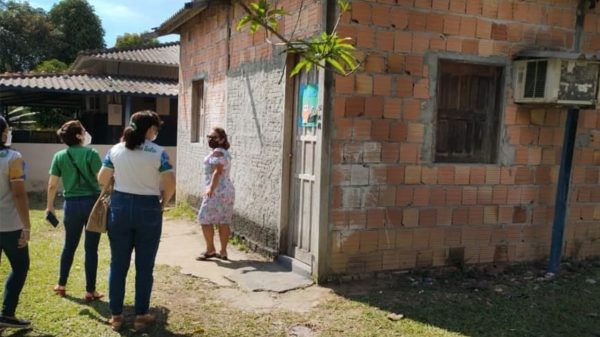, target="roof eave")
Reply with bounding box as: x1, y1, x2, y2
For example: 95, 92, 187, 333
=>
155, 0, 209, 36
